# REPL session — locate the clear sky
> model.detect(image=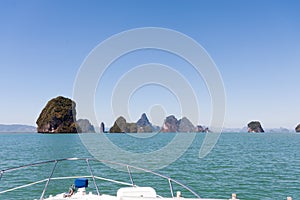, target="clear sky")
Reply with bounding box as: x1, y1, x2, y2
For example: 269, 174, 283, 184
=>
0, 0, 299, 129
